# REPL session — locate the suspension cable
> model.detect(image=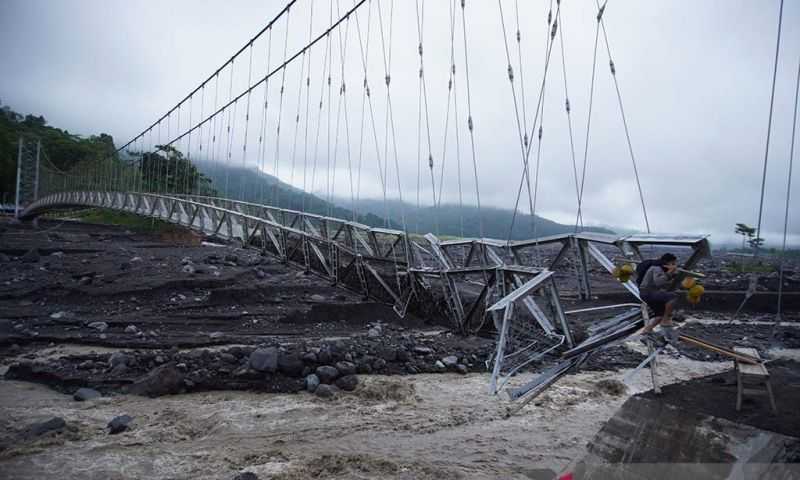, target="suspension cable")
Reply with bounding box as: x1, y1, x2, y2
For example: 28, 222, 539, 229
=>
556, 7, 582, 229
114, 1, 297, 157
258, 28, 274, 205
240, 43, 255, 201
415, 0, 438, 234
273, 9, 292, 208
460, 0, 484, 240
596, 0, 650, 232
574, 6, 601, 231
498, 0, 536, 241
506, 0, 560, 242
776, 56, 799, 323
302, 3, 314, 214
354, 1, 375, 225
755, 0, 785, 253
